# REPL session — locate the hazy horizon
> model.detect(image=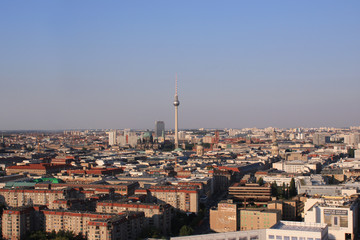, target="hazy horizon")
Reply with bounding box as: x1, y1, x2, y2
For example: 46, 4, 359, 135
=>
1, 1, 359, 130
